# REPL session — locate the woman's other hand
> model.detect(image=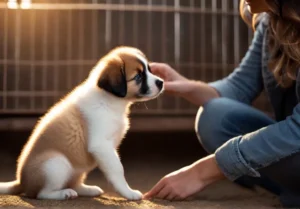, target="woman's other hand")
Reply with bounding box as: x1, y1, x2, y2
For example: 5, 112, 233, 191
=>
143, 154, 225, 201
